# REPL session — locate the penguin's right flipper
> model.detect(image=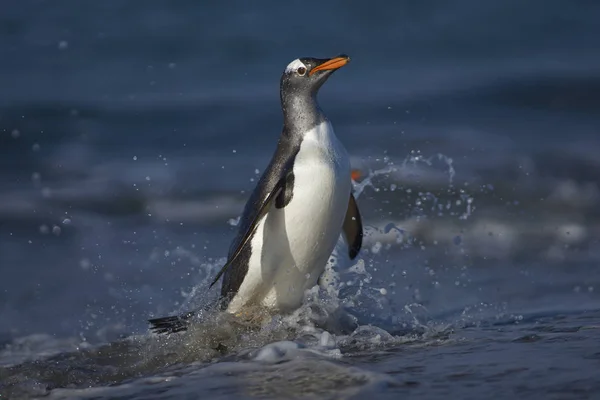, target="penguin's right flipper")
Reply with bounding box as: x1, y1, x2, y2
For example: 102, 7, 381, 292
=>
208, 176, 286, 289
149, 172, 288, 335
